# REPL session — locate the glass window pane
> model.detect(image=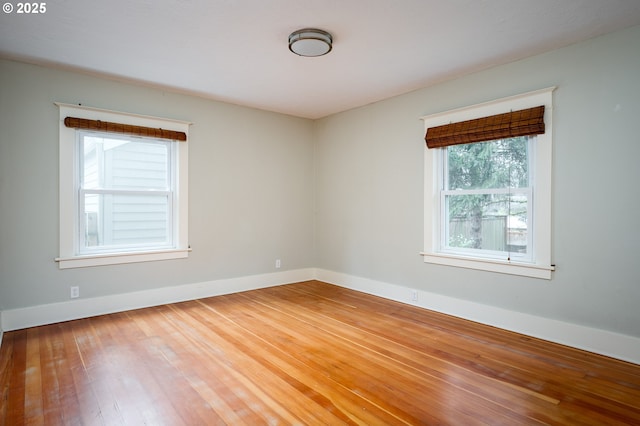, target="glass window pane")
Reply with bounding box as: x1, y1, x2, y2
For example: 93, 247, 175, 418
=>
82, 135, 169, 190
83, 193, 169, 249
445, 193, 528, 254
446, 137, 529, 190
